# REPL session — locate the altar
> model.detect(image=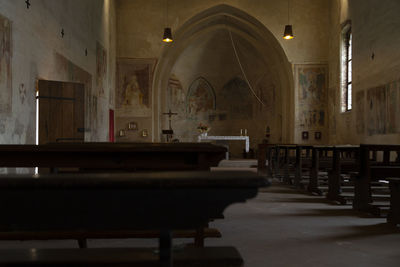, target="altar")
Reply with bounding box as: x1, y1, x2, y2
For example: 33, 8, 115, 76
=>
198, 135, 250, 159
